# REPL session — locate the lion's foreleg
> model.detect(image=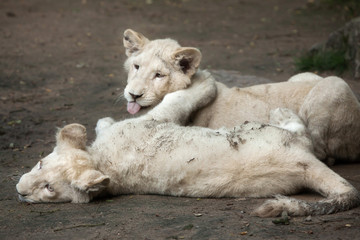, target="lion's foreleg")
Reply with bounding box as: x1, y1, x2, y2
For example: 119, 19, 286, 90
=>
146, 72, 217, 125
